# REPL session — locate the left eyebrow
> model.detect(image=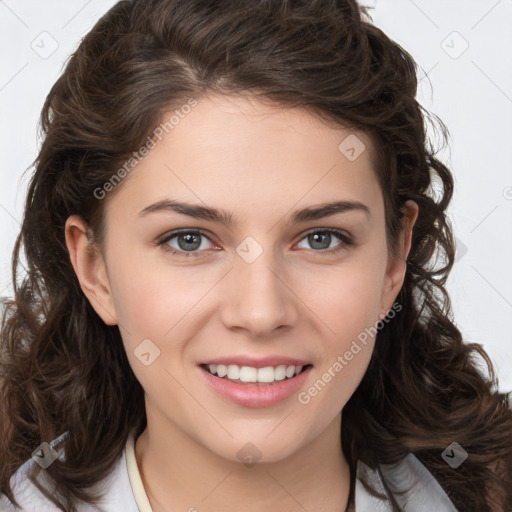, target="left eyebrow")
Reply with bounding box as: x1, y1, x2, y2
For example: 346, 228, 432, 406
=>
289, 200, 371, 223
138, 199, 371, 226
